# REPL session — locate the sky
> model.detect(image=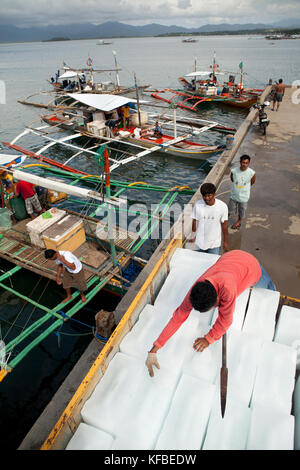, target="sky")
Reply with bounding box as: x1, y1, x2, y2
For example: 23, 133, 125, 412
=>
1, 0, 300, 28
